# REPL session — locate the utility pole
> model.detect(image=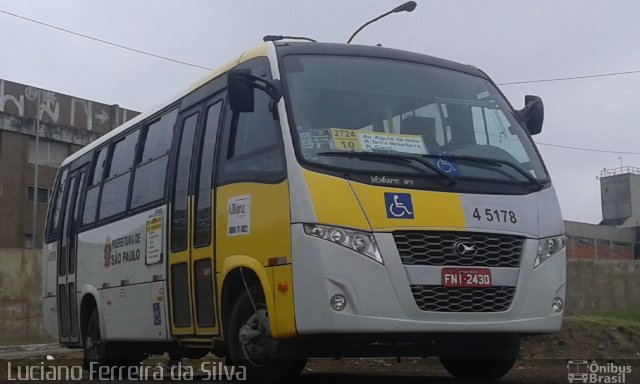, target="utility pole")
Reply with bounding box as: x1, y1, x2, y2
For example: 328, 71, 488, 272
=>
32, 95, 42, 249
